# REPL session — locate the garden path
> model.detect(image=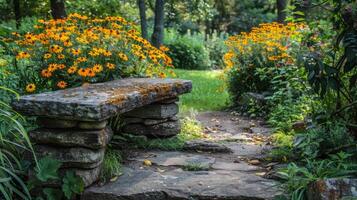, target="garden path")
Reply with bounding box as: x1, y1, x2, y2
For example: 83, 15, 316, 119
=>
82, 111, 283, 200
